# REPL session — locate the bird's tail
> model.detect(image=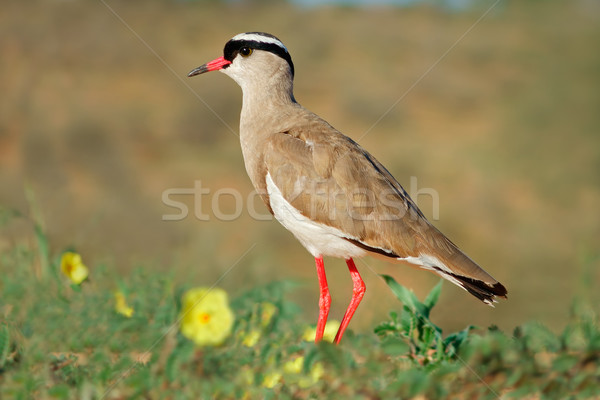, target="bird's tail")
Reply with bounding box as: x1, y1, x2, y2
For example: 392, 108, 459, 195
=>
427, 262, 508, 305
345, 225, 508, 305
410, 226, 508, 306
